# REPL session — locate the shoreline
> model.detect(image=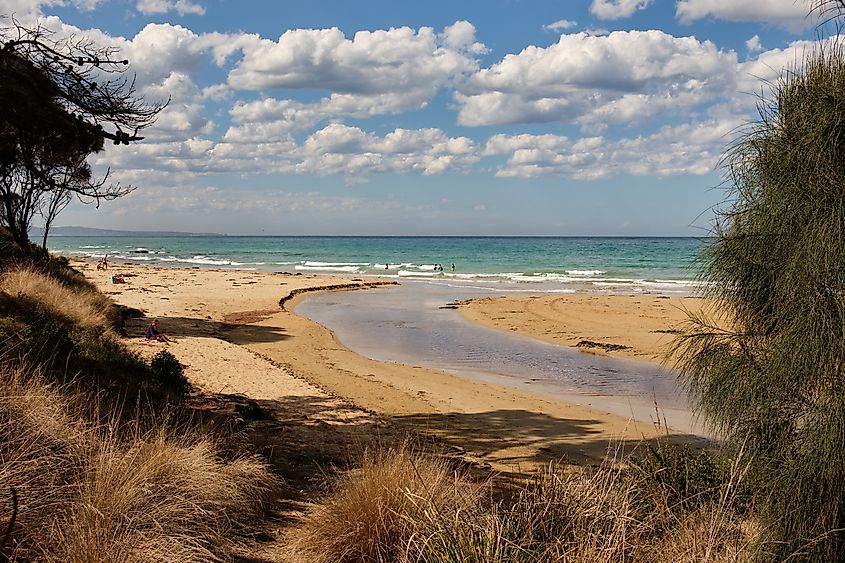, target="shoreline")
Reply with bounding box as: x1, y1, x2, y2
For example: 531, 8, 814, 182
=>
78, 260, 707, 472
52, 235, 703, 296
